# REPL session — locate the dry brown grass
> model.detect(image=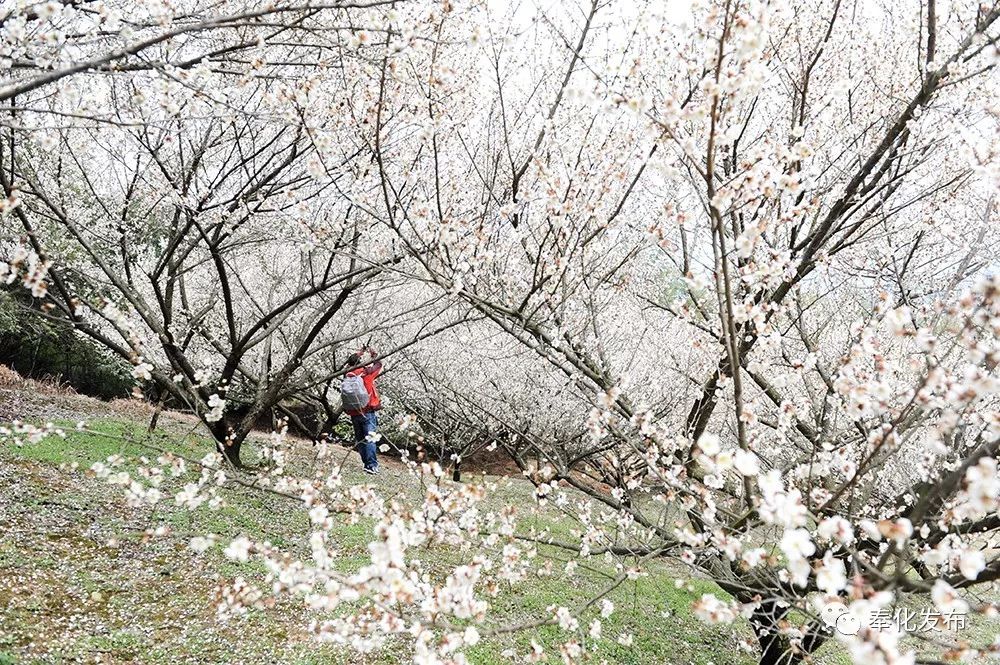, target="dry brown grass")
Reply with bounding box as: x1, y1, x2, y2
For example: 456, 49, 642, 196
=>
1, 364, 221, 444
0, 363, 22, 388
0, 364, 77, 396
106, 397, 156, 422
